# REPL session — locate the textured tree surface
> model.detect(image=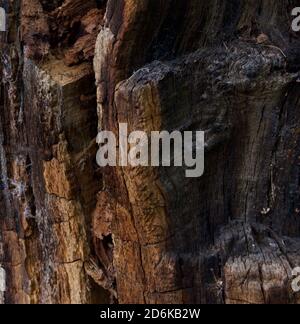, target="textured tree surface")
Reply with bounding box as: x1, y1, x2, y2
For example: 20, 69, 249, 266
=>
1, 0, 300, 304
